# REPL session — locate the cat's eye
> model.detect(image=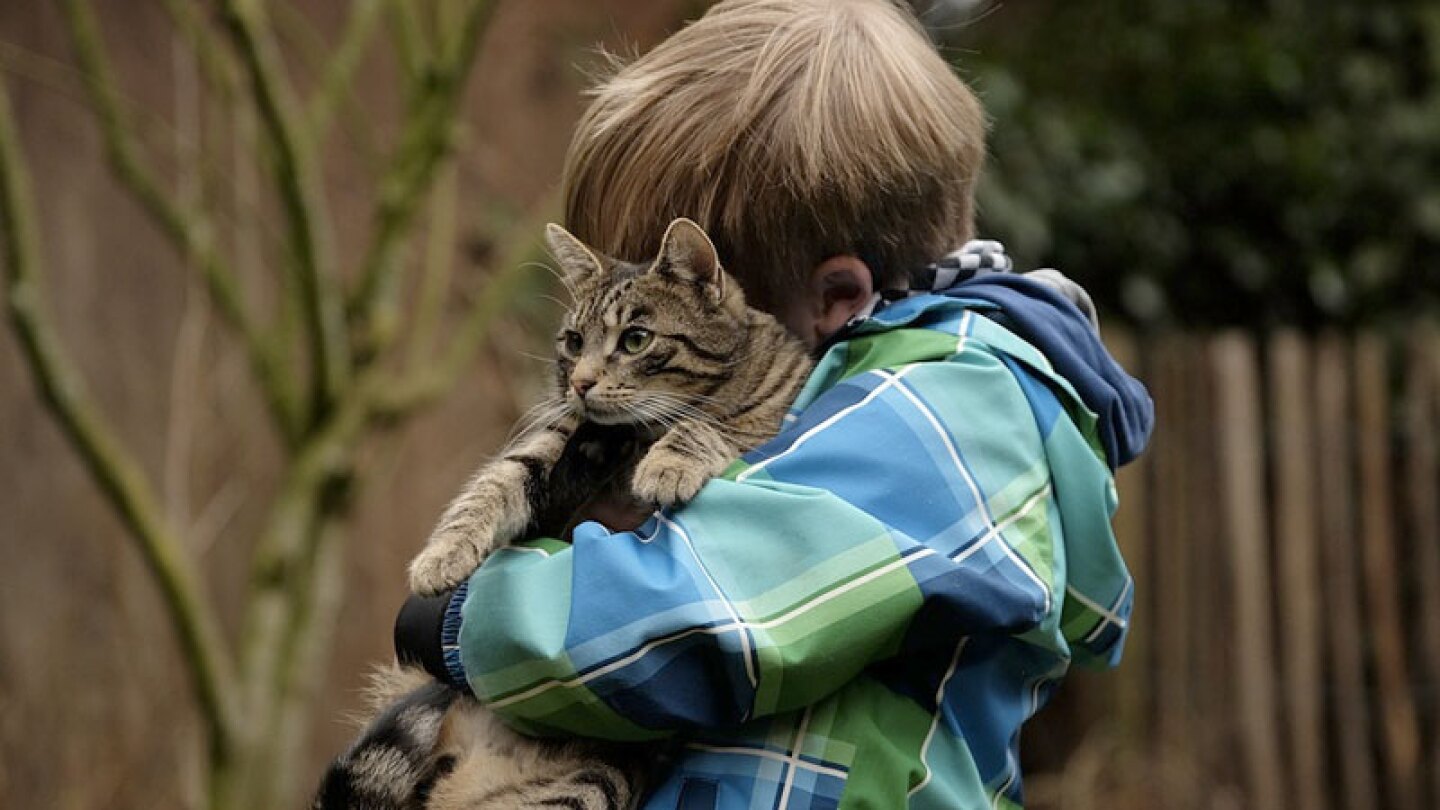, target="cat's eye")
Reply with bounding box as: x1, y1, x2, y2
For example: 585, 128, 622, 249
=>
620, 328, 653, 354
561, 331, 583, 354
